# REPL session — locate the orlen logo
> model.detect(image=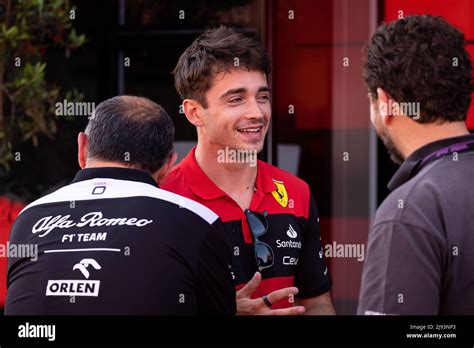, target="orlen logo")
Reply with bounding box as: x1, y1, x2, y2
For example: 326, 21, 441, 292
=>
73, 258, 101, 279
283, 256, 299, 266
286, 224, 297, 238
46, 258, 102, 297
